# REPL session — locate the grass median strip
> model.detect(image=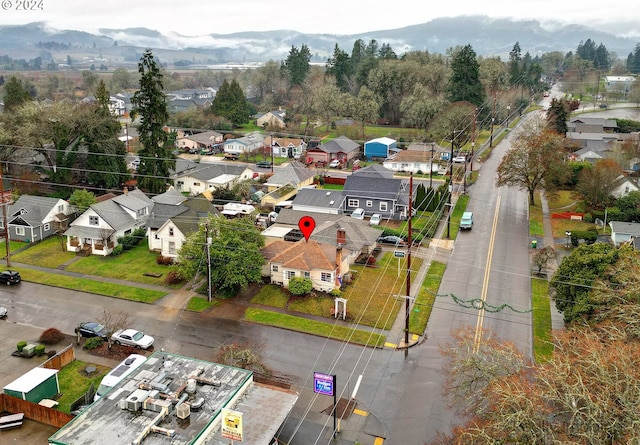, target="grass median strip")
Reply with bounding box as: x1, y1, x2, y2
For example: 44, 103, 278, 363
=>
244, 307, 385, 348
18, 268, 167, 303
